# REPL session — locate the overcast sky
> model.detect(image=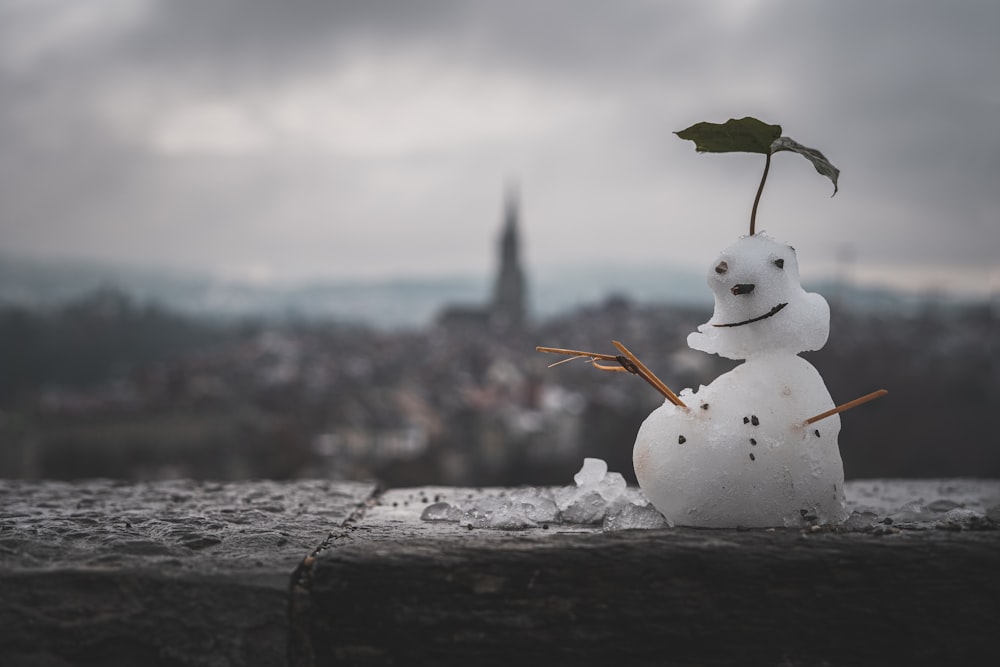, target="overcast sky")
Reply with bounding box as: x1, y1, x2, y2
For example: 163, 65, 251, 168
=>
1, 0, 997, 296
